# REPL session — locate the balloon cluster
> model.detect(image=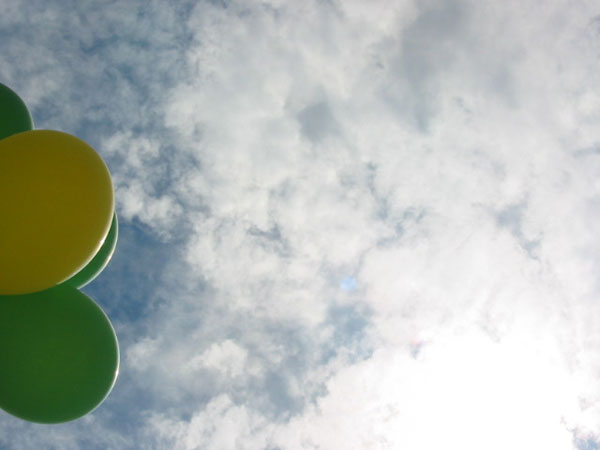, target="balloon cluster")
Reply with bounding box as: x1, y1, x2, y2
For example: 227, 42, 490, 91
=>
0, 83, 119, 424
